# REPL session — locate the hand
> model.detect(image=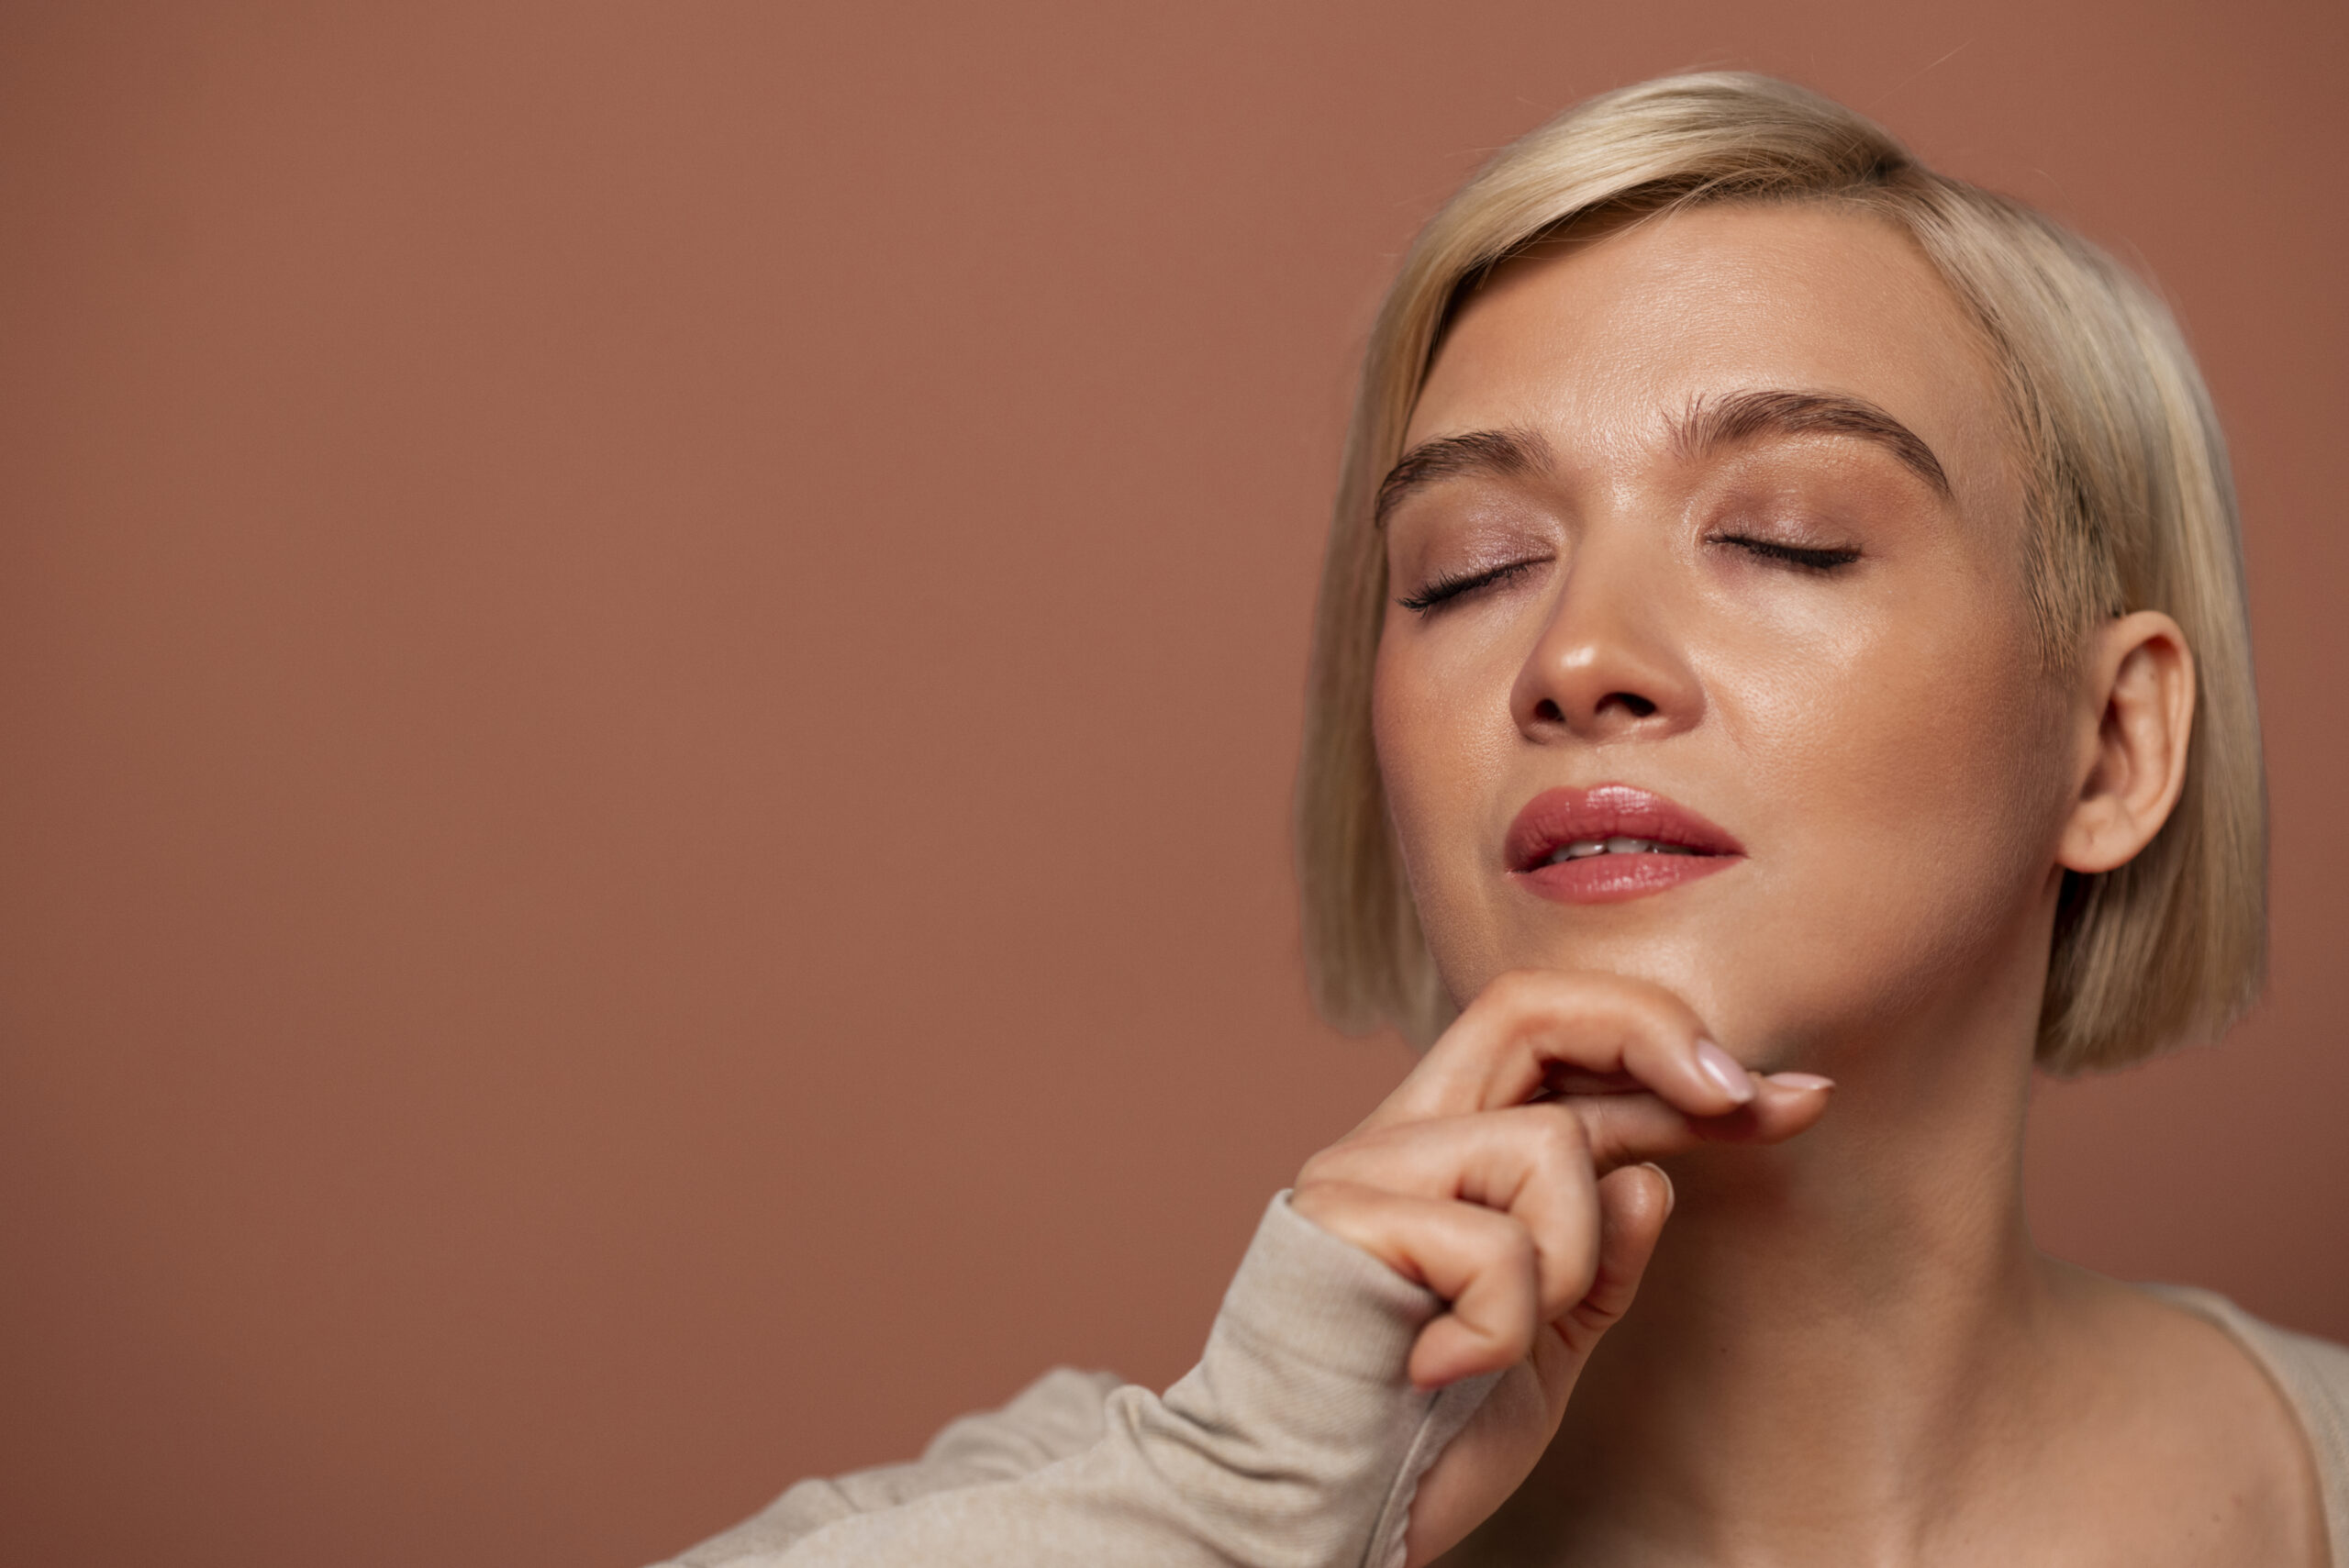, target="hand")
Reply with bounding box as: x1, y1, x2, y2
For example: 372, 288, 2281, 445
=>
1286, 970, 1832, 1565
